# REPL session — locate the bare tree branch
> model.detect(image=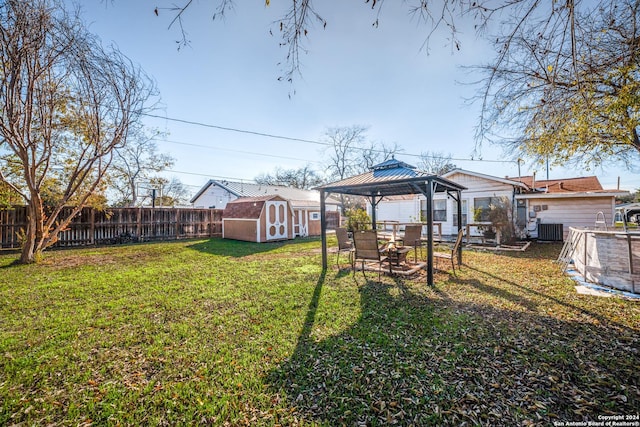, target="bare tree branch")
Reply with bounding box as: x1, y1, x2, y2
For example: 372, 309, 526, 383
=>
473, 0, 640, 168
